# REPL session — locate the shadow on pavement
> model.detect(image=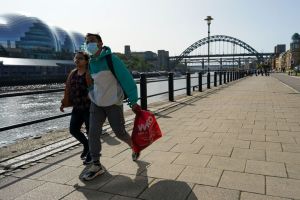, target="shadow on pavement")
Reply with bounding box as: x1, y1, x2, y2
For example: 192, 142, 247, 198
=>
75, 160, 197, 200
